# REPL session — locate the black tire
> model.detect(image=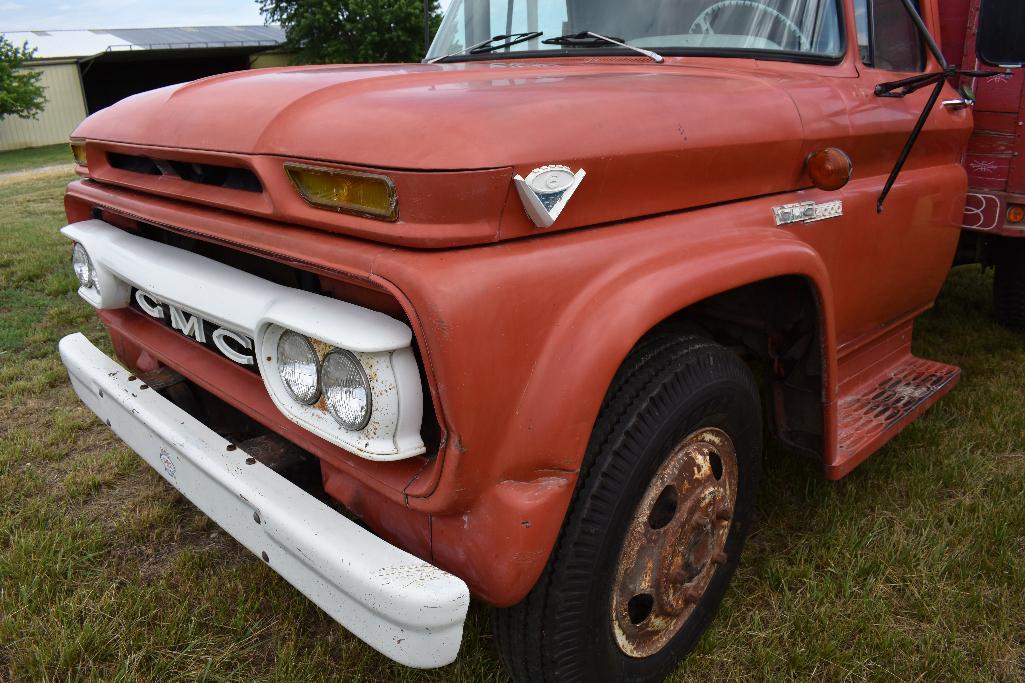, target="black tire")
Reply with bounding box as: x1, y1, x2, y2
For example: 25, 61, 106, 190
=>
495, 334, 762, 683
994, 238, 1025, 330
